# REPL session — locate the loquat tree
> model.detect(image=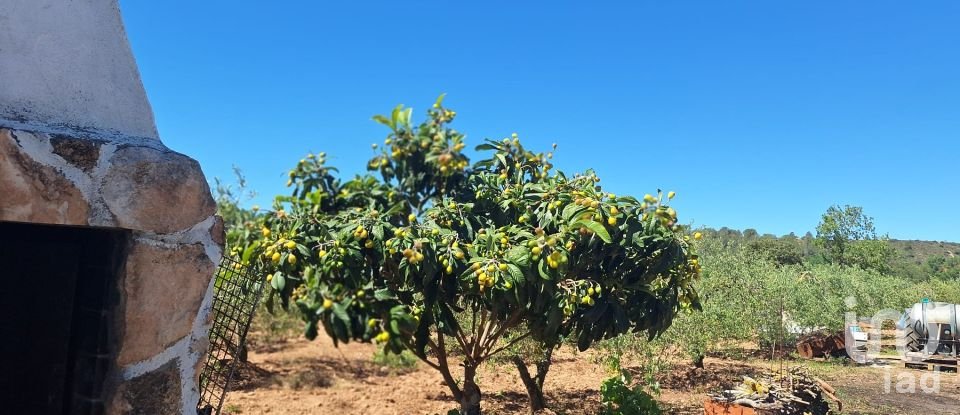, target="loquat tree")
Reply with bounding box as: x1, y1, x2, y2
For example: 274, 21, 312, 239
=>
236, 96, 701, 414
